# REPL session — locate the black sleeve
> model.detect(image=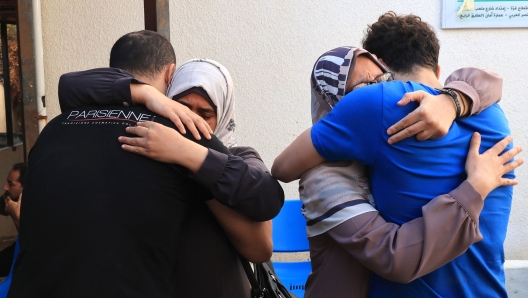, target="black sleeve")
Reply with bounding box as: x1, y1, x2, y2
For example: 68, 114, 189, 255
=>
180, 130, 231, 155
190, 146, 285, 222
154, 120, 230, 202
58, 68, 146, 112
